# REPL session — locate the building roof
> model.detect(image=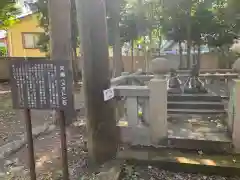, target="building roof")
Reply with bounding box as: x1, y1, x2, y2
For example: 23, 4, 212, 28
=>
0, 0, 38, 39
17, 11, 34, 19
